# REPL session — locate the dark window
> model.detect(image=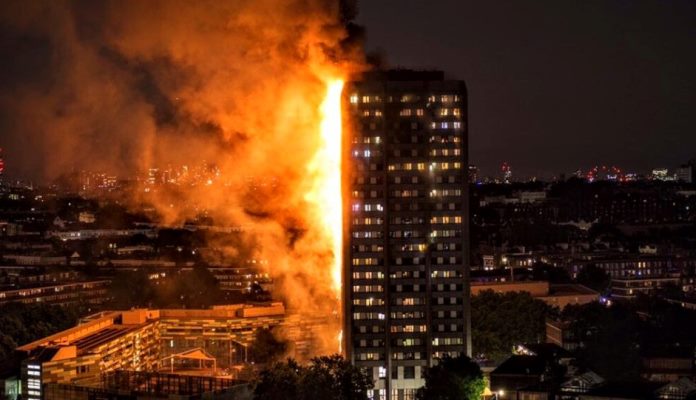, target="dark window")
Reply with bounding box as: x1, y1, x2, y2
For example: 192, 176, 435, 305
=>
404, 366, 416, 379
